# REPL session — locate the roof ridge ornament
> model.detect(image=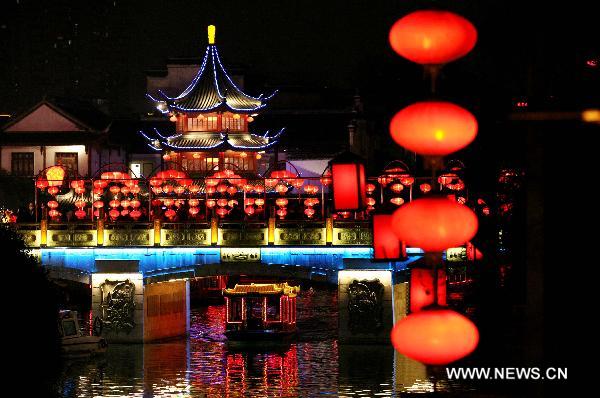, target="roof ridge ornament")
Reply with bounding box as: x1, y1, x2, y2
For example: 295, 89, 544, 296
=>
208, 25, 216, 45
